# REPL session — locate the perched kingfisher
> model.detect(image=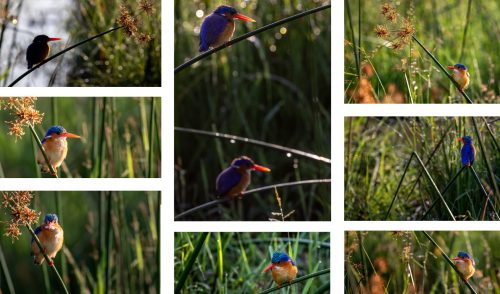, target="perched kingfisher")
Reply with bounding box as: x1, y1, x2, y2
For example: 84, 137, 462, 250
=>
199, 5, 256, 52
452, 251, 475, 282
447, 64, 470, 92
458, 136, 476, 166
36, 125, 81, 176
26, 35, 62, 69
215, 156, 271, 198
31, 214, 64, 266
262, 252, 298, 288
